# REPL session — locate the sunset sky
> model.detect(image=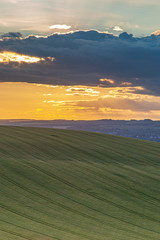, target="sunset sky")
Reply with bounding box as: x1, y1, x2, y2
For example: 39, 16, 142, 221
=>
1, 0, 160, 120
